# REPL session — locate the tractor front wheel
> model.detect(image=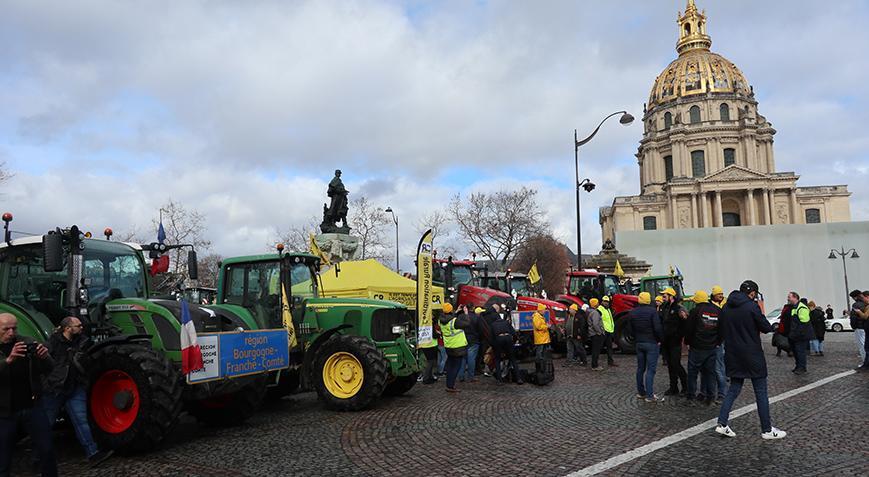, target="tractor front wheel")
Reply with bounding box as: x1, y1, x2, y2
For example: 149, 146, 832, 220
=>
189, 376, 267, 426
87, 343, 182, 453
314, 335, 388, 411
615, 315, 636, 355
